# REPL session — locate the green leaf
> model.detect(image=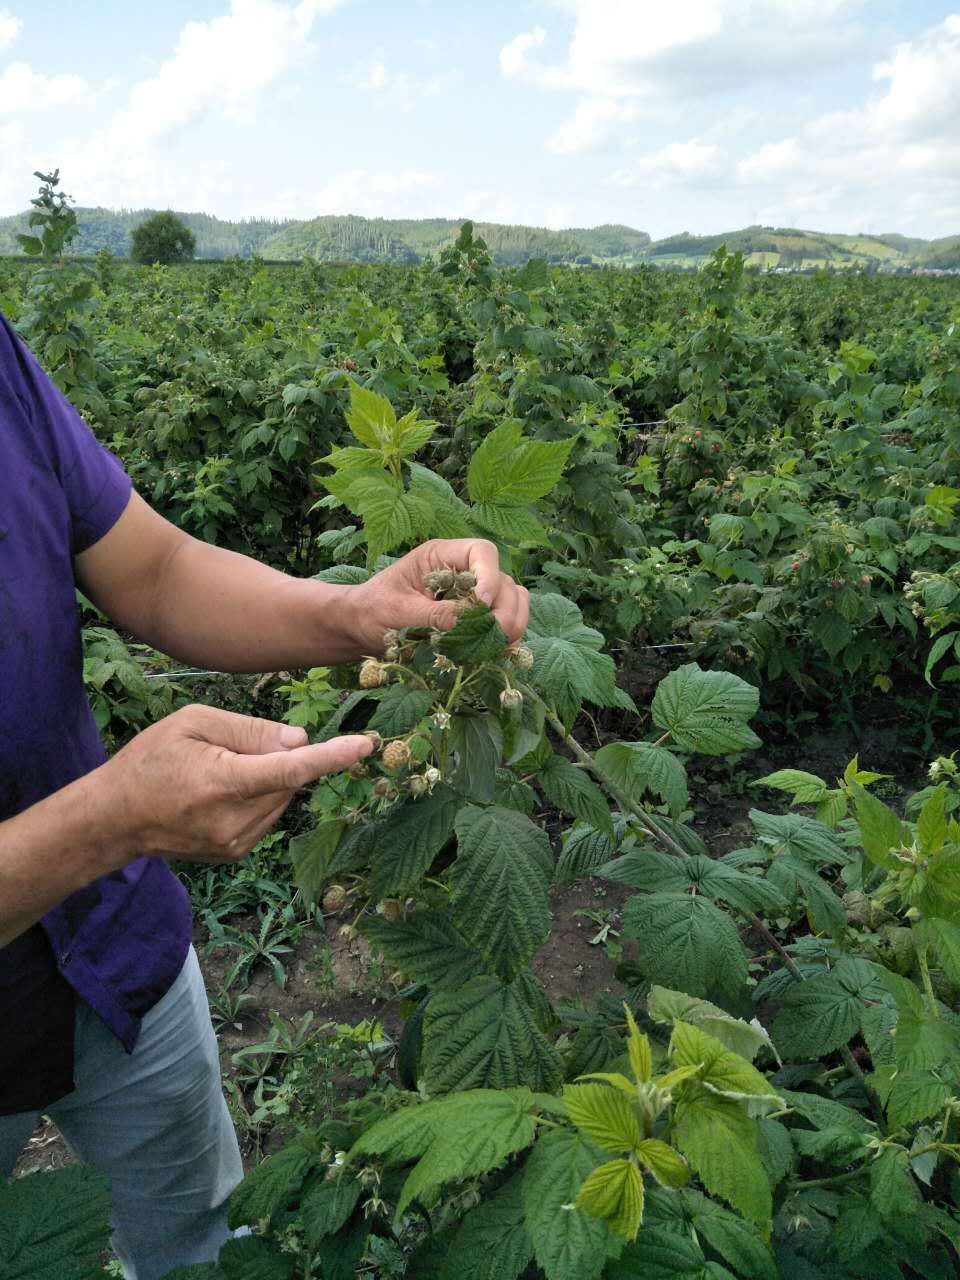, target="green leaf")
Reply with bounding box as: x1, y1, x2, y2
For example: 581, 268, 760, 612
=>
408, 464, 473, 539
300, 1173, 363, 1245
361, 910, 485, 991
756, 1118, 794, 1186
850, 781, 904, 870
917, 786, 949, 853
752, 768, 828, 805
557, 820, 623, 882
17, 233, 44, 256
467, 421, 574, 504
436, 1174, 533, 1280
435, 602, 509, 665
606, 1227, 705, 1279
776, 1088, 873, 1133
833, 1197, 884, 1264
371, 784, 462, 897
765, 852, 845, 934
452, 804, 552, 977
635, 1139, 690, 1188
448, 712, 503, 804
218, 1236, 296, 1280
749, 809, 847, 864
0, 1166, 111, 1280
885, 1071, 951, 1129
674, 1090, 772, 1226
595, 742, 689, 818
368, 685, 435, 737
575, 1158, 644, 1241
811, 608, 853, 659
538, 754, 614, 837
622, 893, 749, 1000
651, 664, 761, 755
522, 1129, 609, 1280
349, 1087, 537, 1218
423, 977, 562, 1092
918, 917, 960, 986
289, 820, 346, 908
870, 1146, 919, 1217
345, 382, 396, 450
471, 499, 548, 546
602, 851, 784, 916
228, 1140, 319, 1228
564, 1082, 642, 1152
648, 986, 778, 1063
925, 631, 959, 685
525, 593, 626, 725
773, 960, 880, 1059
670, 1022, 780, 1105
682, 1190, 779, 1280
